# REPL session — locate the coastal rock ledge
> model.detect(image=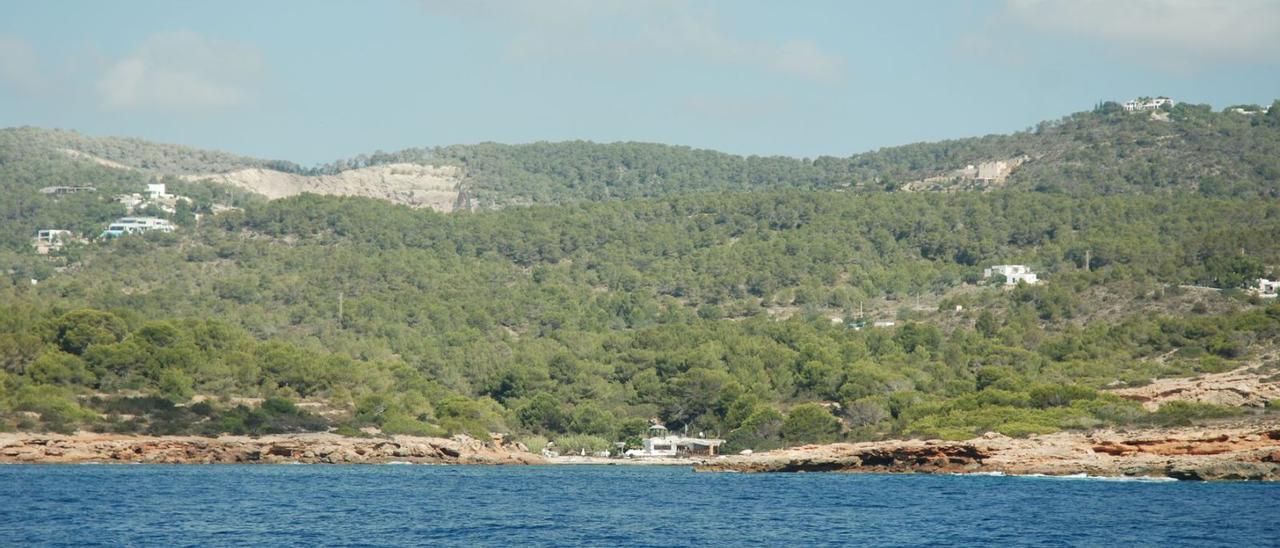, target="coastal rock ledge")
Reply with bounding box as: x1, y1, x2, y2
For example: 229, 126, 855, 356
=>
695, 419, 1280, 481
0, 432, 545, 465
